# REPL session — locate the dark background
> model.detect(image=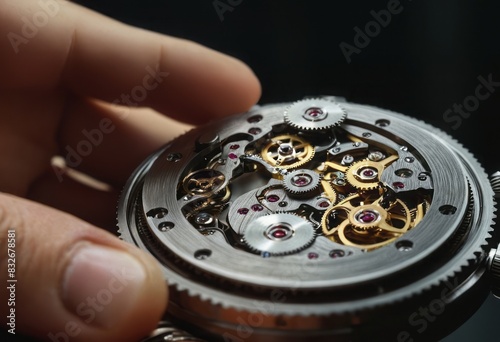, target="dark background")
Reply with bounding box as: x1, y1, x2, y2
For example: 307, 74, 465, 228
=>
73, 0, 500, 341
74, 0, 500, 173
